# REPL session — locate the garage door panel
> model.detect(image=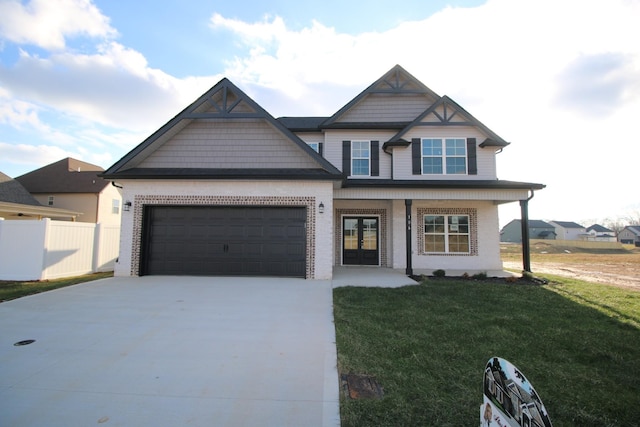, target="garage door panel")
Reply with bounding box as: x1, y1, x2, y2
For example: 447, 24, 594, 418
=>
142, 206, 307, 277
